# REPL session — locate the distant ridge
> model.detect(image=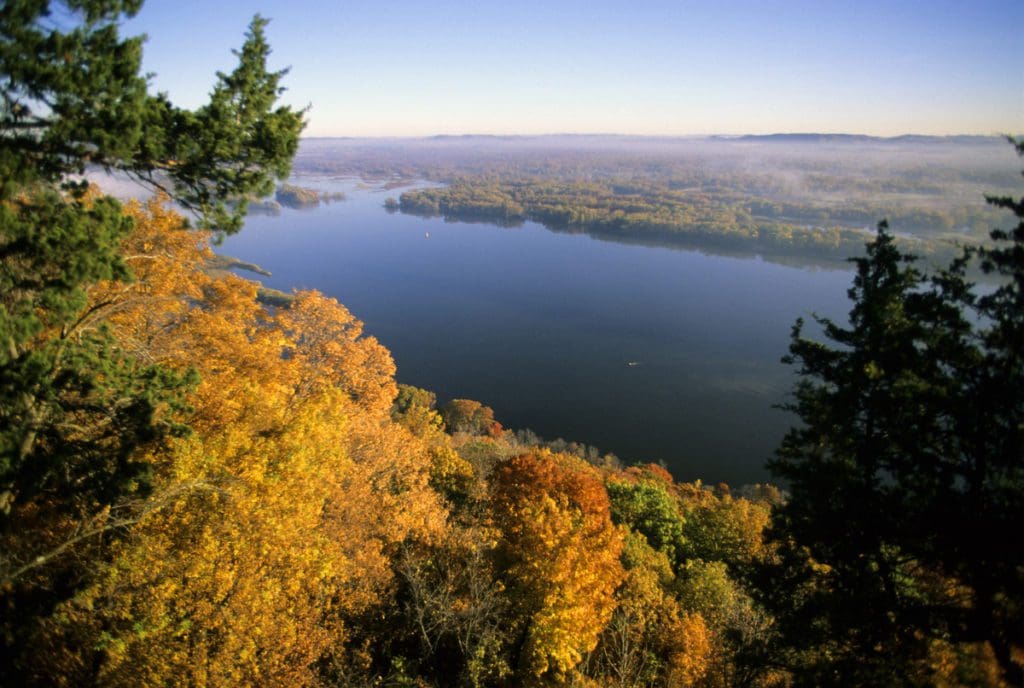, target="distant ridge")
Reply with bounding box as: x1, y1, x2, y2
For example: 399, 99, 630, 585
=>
723, 133, 1001, 144
298, 133, 1007, 144
427, 134, 525, 141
